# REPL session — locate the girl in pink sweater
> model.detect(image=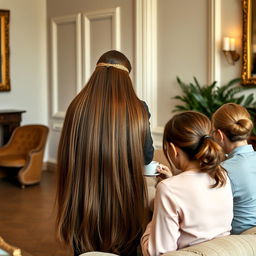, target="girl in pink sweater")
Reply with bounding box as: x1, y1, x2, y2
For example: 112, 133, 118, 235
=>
141, 111, 233, 256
